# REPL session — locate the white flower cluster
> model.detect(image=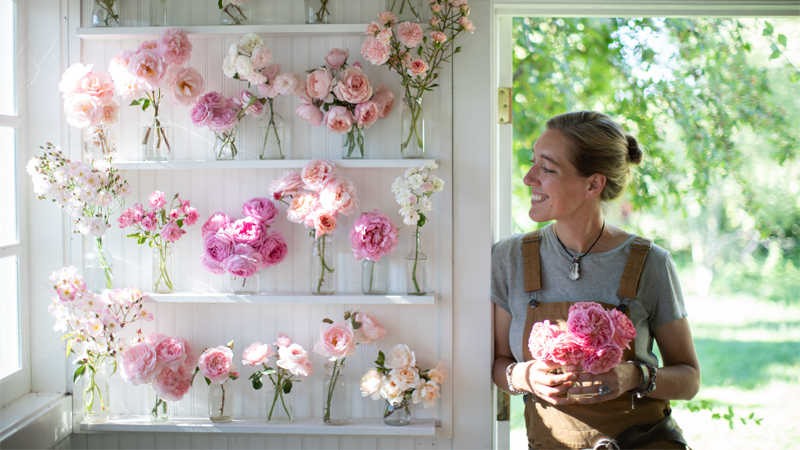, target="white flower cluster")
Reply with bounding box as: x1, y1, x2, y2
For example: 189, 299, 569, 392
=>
360, 343, 447, 408
222, 32, 272, 85
391, 161, 444, 226
27, 144, 131, 237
